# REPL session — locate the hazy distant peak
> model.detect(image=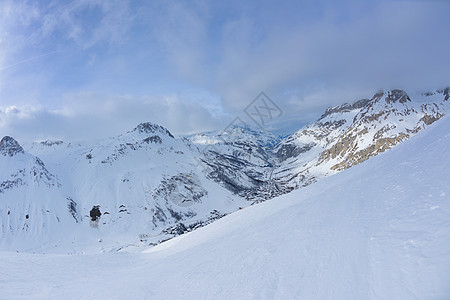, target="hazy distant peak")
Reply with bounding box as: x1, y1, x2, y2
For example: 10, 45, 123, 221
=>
39, 140, 64, 147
